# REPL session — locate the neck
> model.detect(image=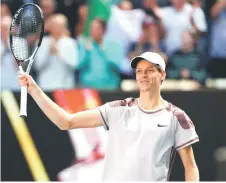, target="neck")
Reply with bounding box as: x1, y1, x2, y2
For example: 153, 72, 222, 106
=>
139, 88, 164, 110
94, 38, 103, 44
52, 33, 64, 40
